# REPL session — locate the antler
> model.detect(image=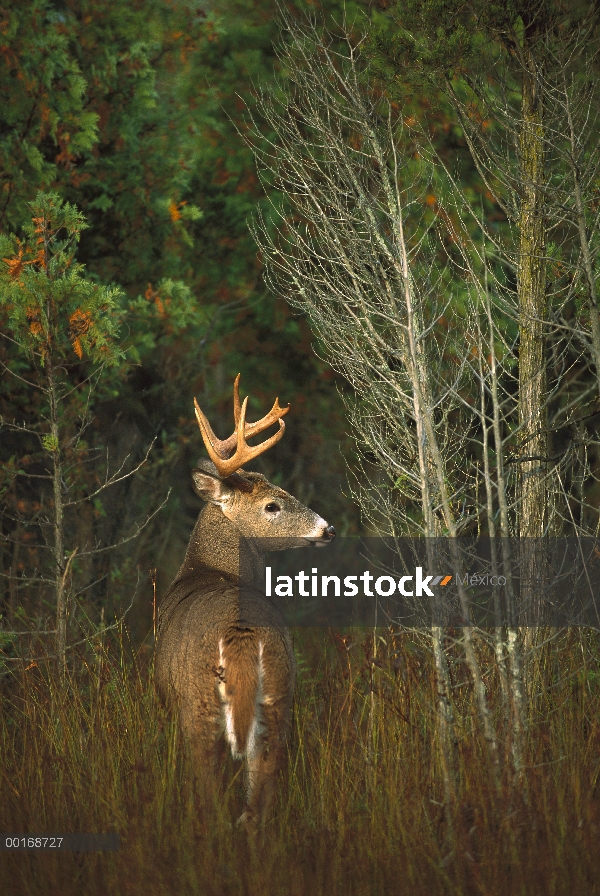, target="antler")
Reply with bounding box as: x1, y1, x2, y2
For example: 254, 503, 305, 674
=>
194, 374, 290, 477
